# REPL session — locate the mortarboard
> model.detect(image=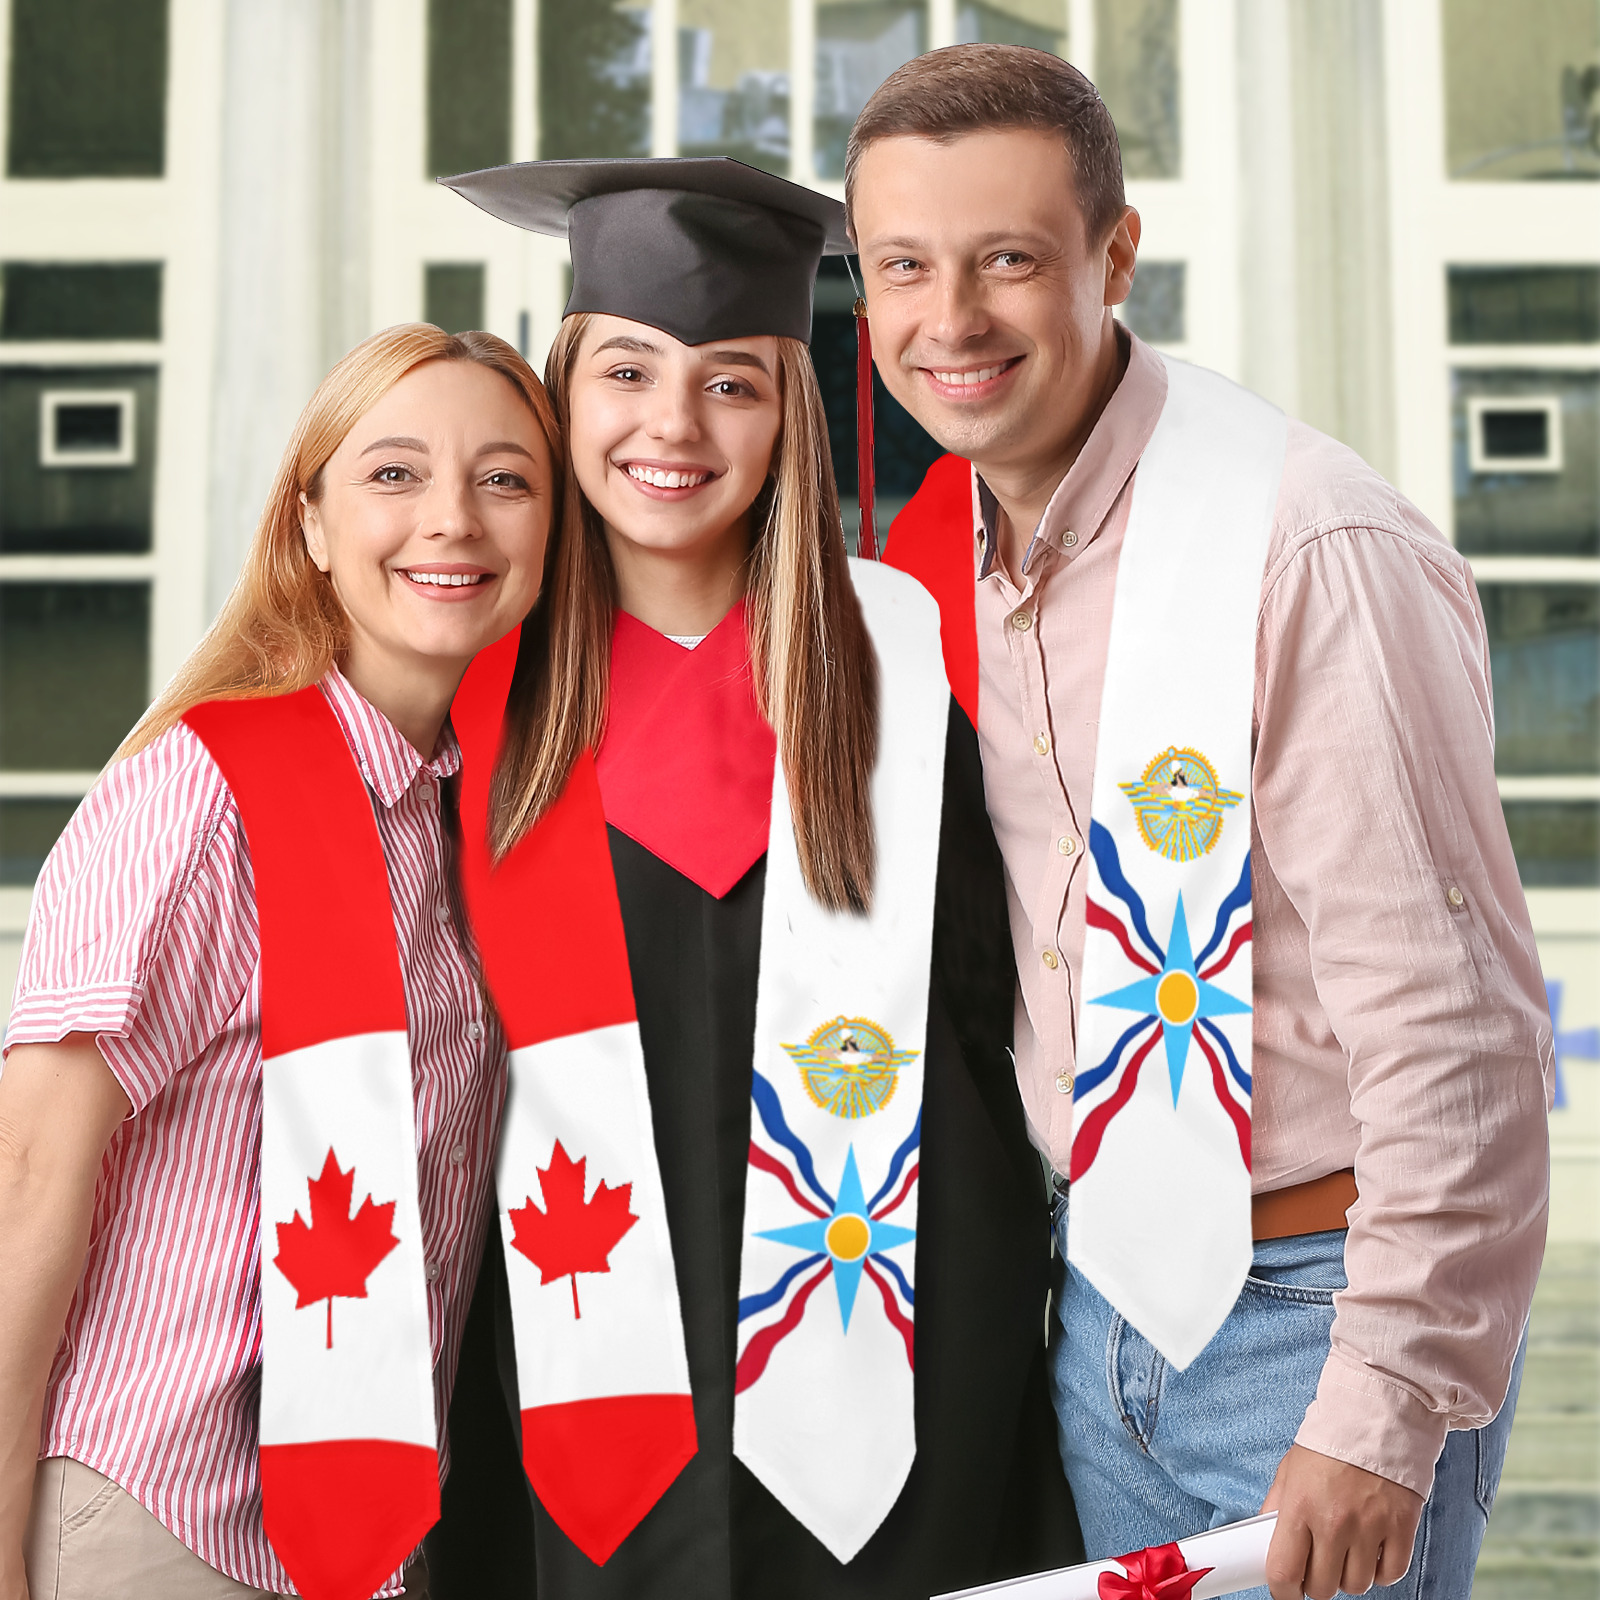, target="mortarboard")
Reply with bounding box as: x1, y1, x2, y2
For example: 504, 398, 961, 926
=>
439, 157, 851, 347
439, 156, 880, 558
